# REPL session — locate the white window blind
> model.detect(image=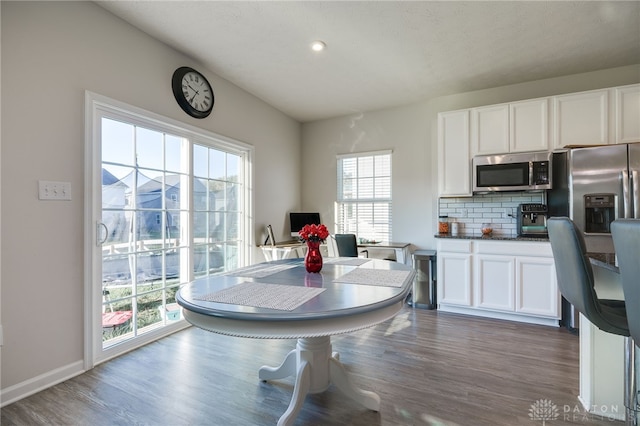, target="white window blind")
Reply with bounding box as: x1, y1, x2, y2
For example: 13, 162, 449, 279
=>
336, 151, 392, 241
